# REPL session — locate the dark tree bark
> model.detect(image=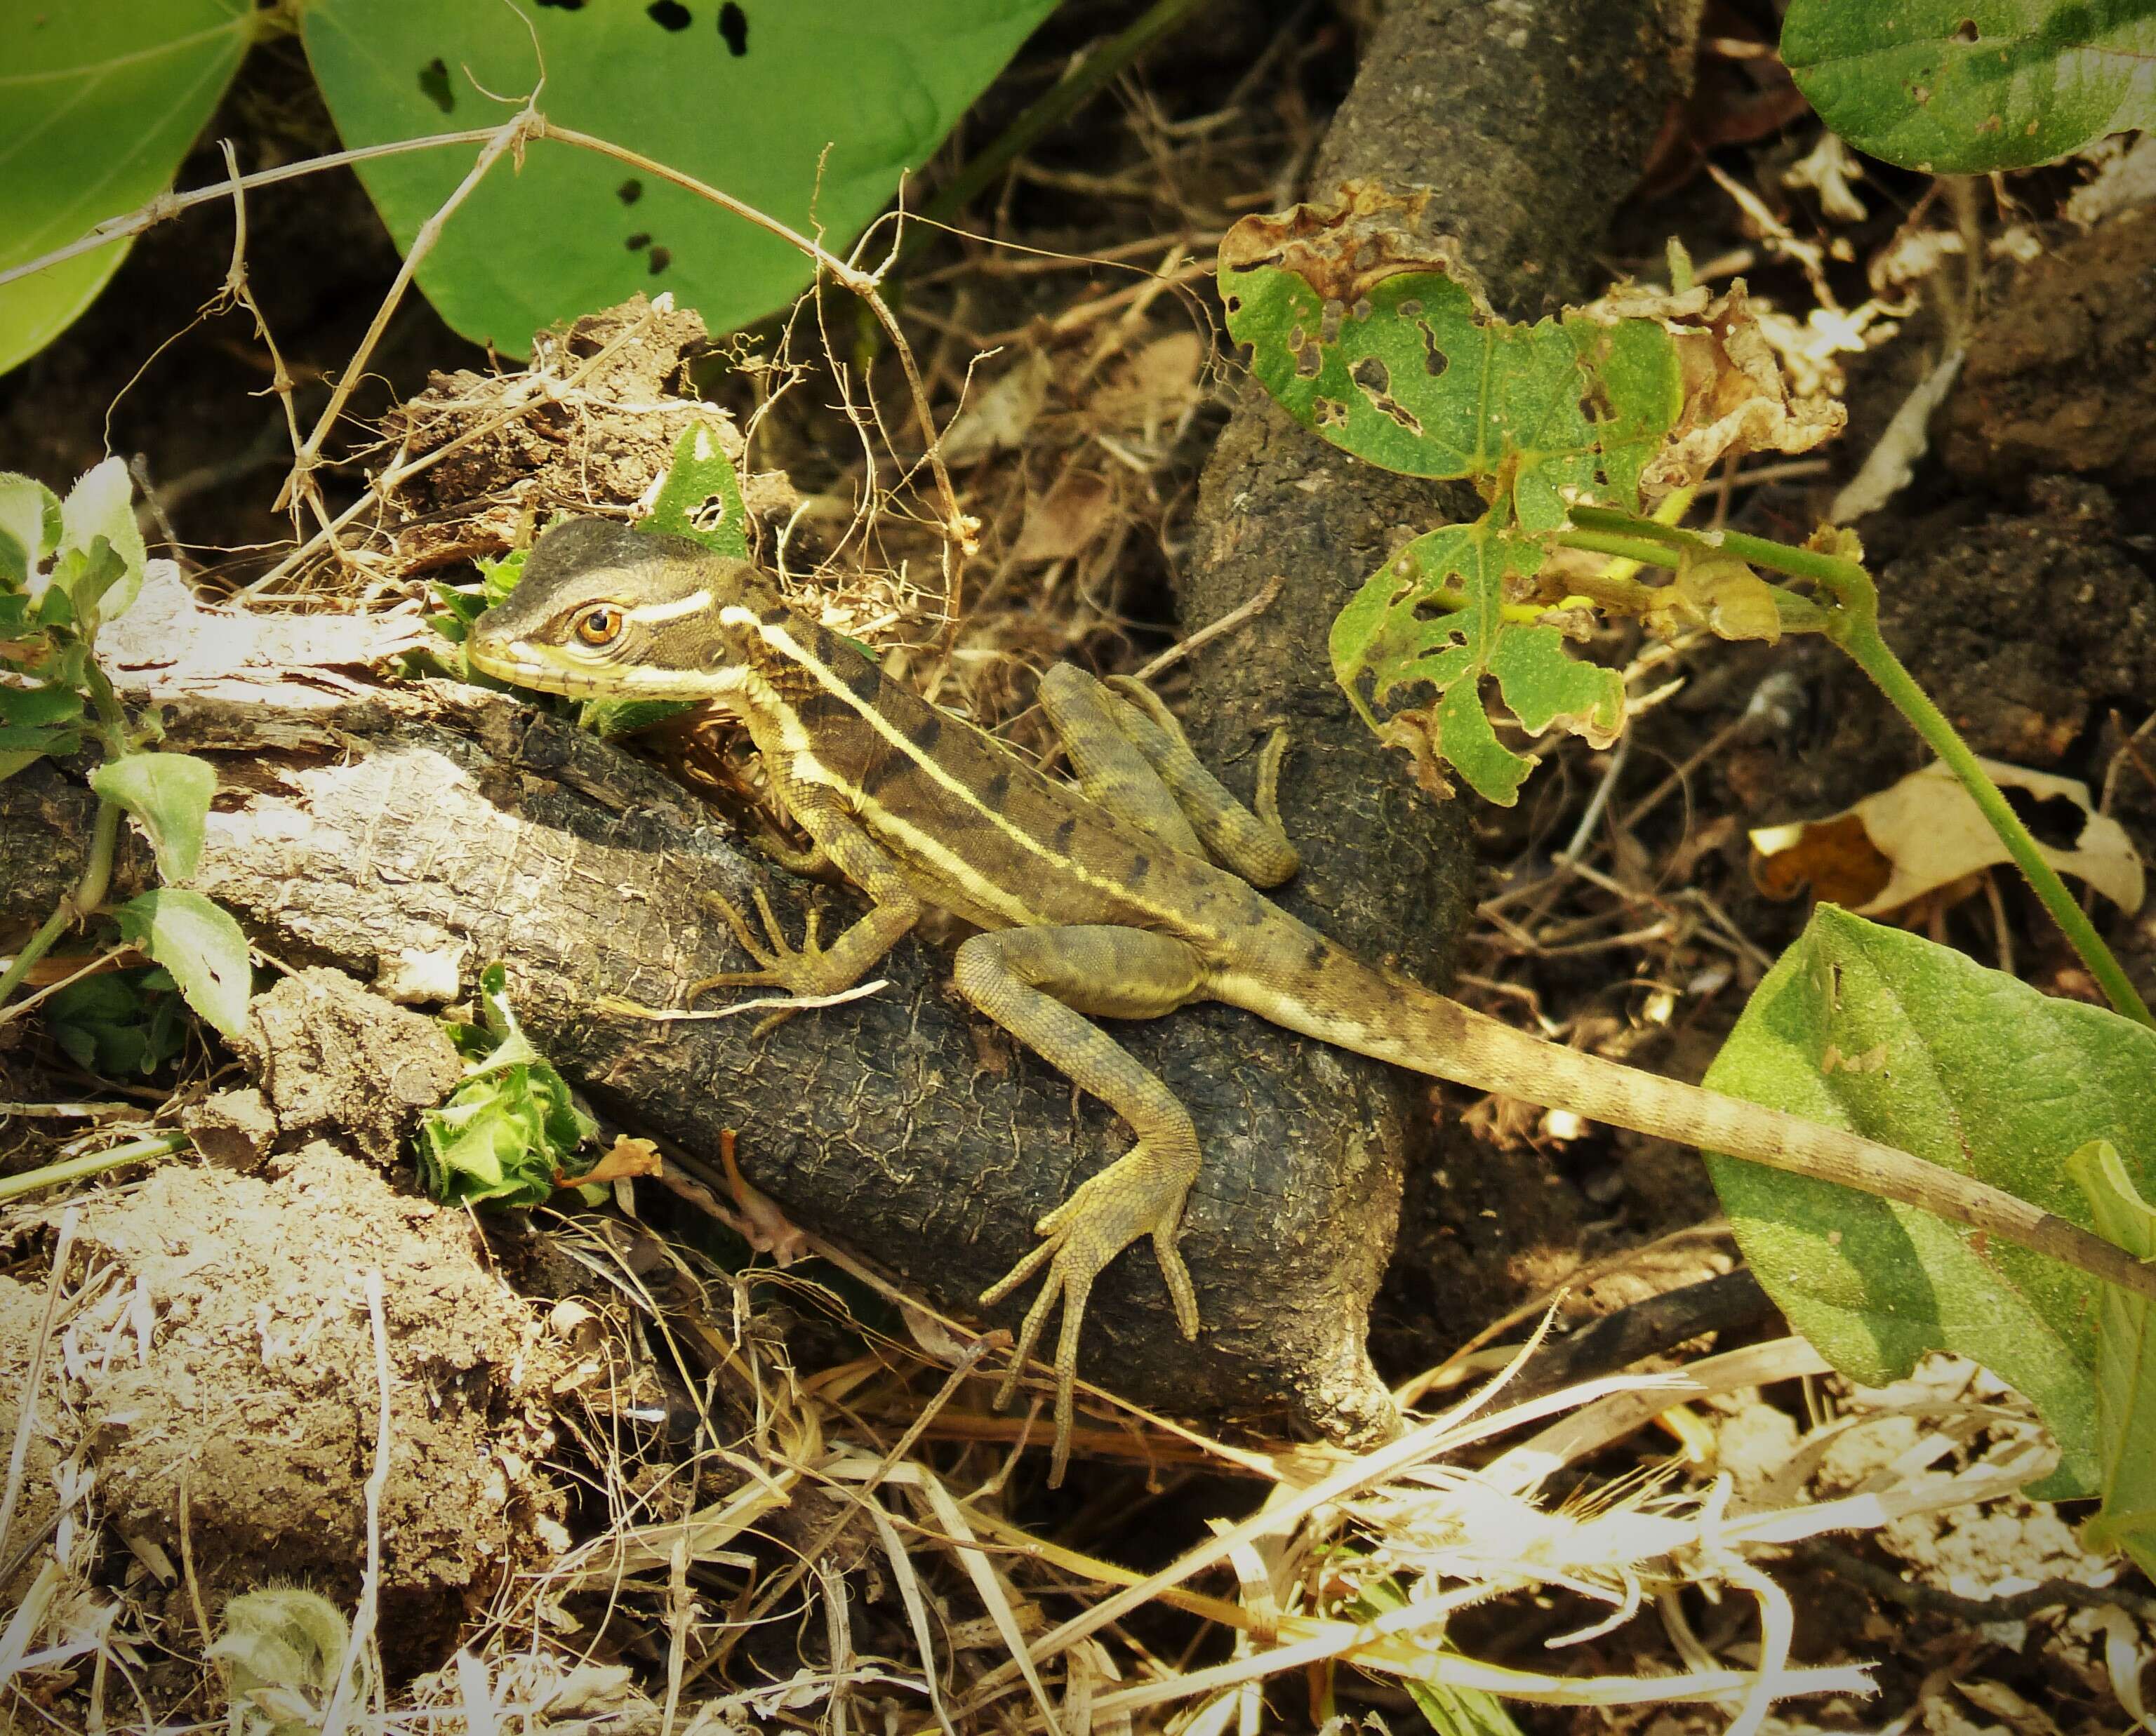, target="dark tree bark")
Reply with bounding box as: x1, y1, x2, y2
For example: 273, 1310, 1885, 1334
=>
1176, 1, 1691, 1340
